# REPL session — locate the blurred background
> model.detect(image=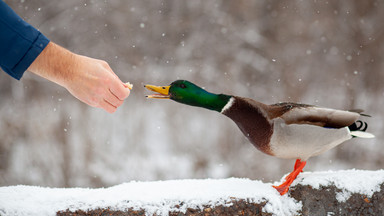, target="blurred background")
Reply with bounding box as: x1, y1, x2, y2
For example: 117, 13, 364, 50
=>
0, 0, 383, 188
